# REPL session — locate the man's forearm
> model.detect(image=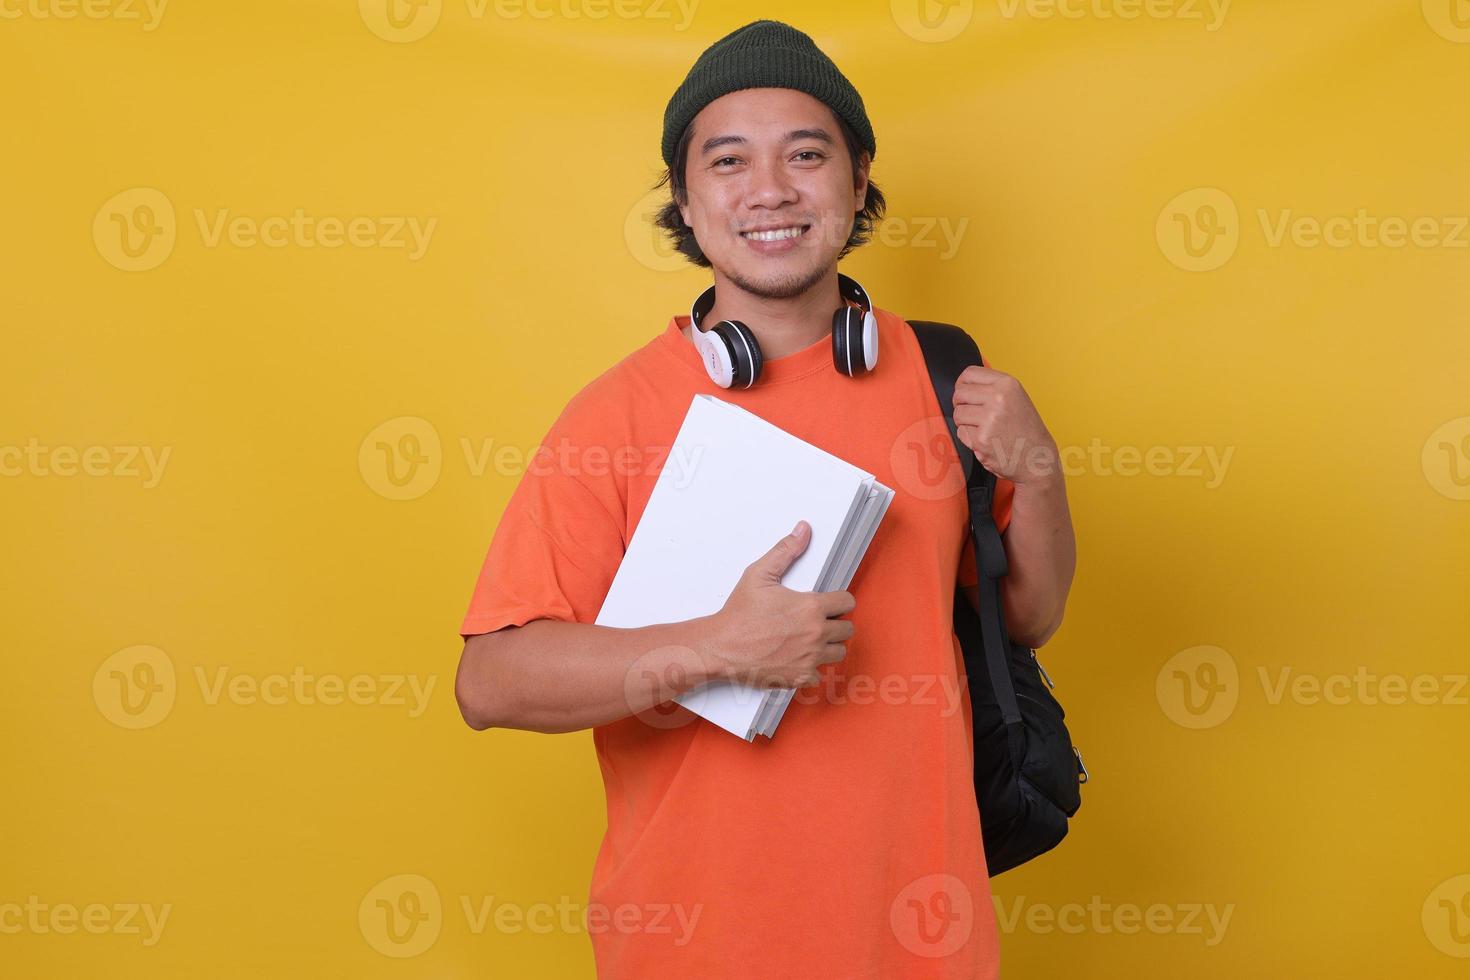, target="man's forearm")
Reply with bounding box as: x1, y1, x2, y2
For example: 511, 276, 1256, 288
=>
997, 473, 1076, 648
455, 615, 732, 734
